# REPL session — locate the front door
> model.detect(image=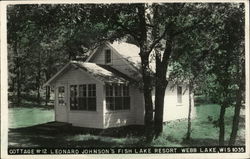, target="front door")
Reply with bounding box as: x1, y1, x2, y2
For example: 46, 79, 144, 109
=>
55, 85, 68, 122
